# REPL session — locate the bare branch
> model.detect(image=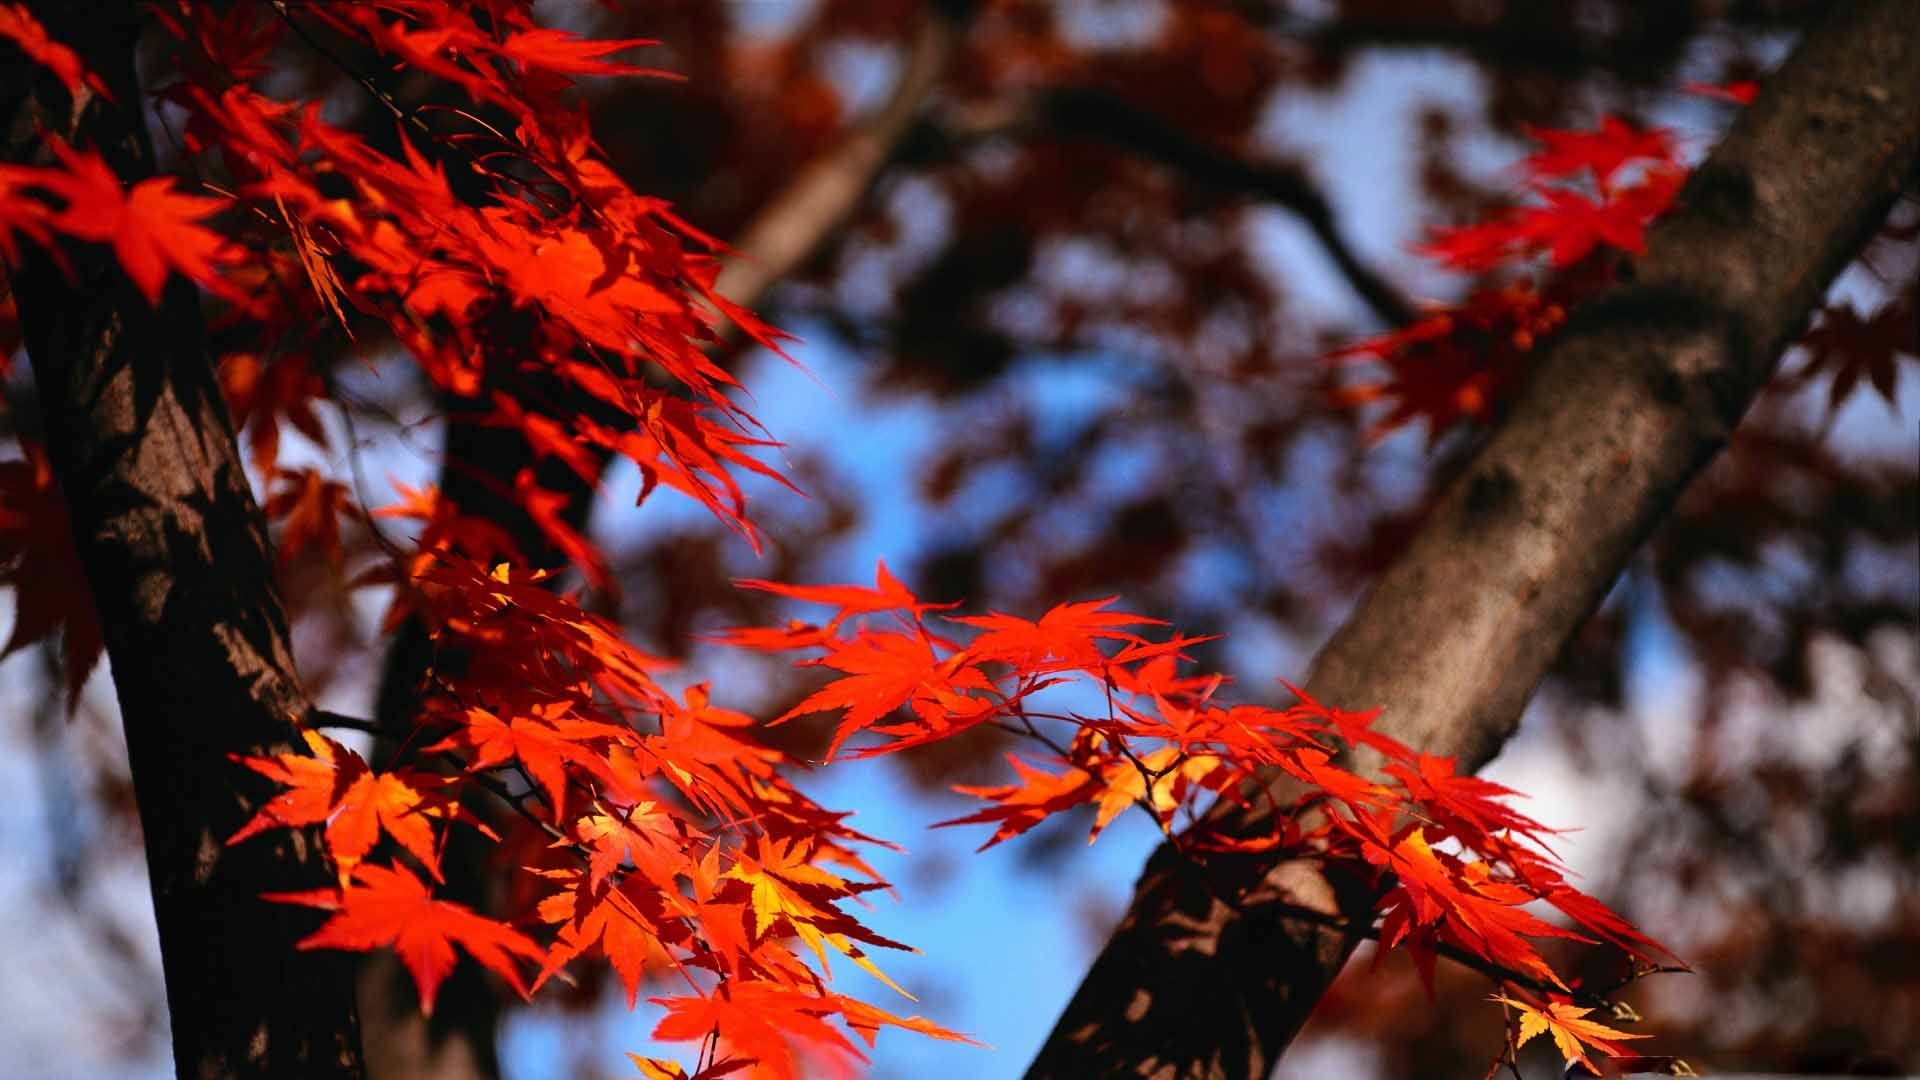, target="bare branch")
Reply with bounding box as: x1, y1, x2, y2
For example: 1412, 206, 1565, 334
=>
1238, 2, 1815, 82
716, 2, 977, 314
936, 85, 1417, 328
